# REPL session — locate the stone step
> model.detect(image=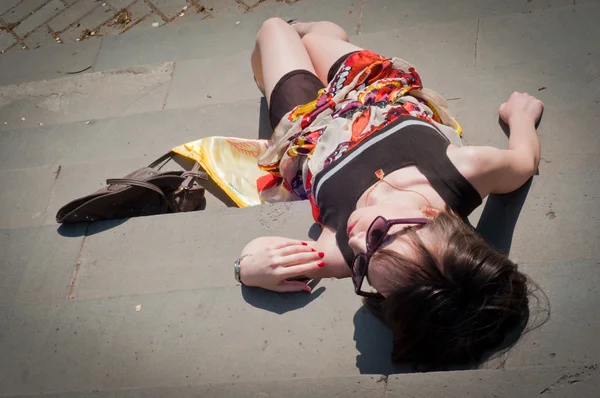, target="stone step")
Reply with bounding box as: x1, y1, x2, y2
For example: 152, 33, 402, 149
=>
0, 1, 597, 87
1, 1, 598, 132
1, 198, 599, 393
5, 164, 599, 299
2, 364, 600, 397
